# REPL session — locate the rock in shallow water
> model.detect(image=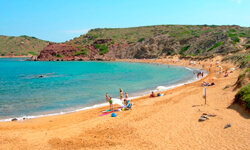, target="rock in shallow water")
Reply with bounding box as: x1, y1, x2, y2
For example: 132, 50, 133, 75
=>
11, 118, 18, 121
